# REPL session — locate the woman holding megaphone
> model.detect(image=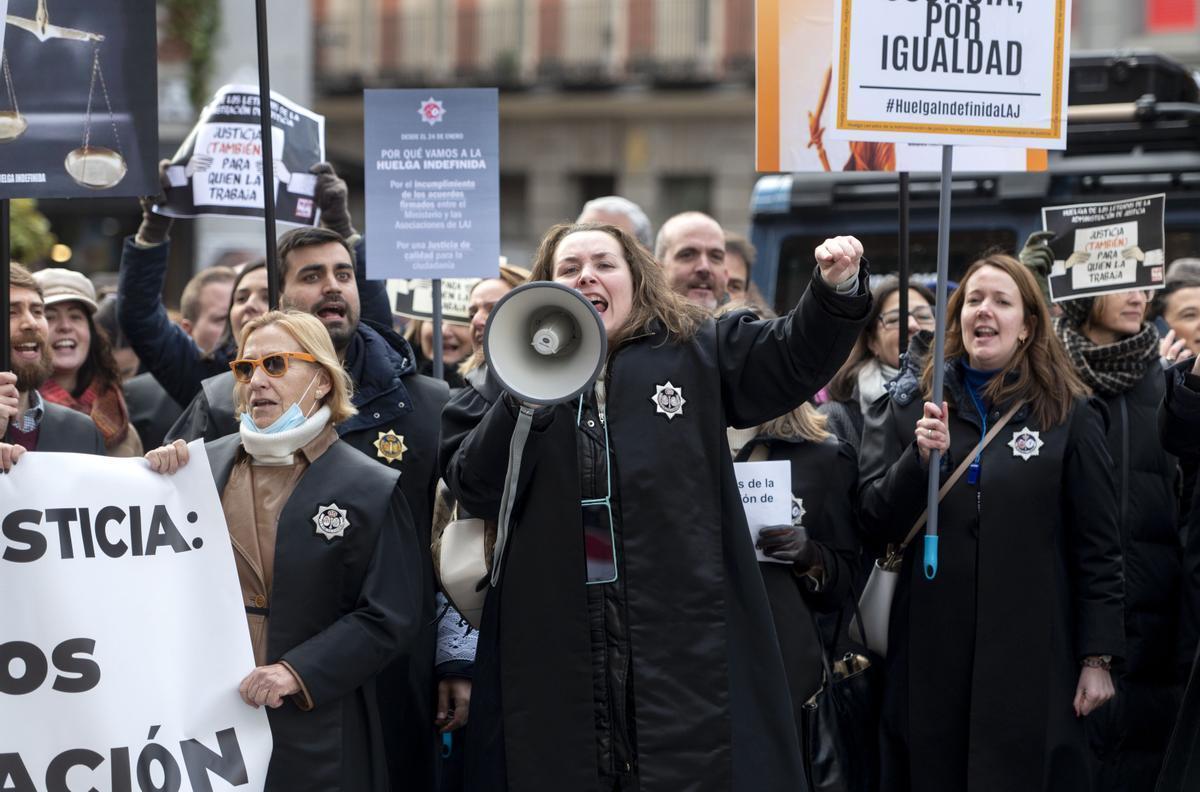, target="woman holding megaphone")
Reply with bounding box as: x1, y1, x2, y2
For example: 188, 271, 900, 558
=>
440, 222, 871, 792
